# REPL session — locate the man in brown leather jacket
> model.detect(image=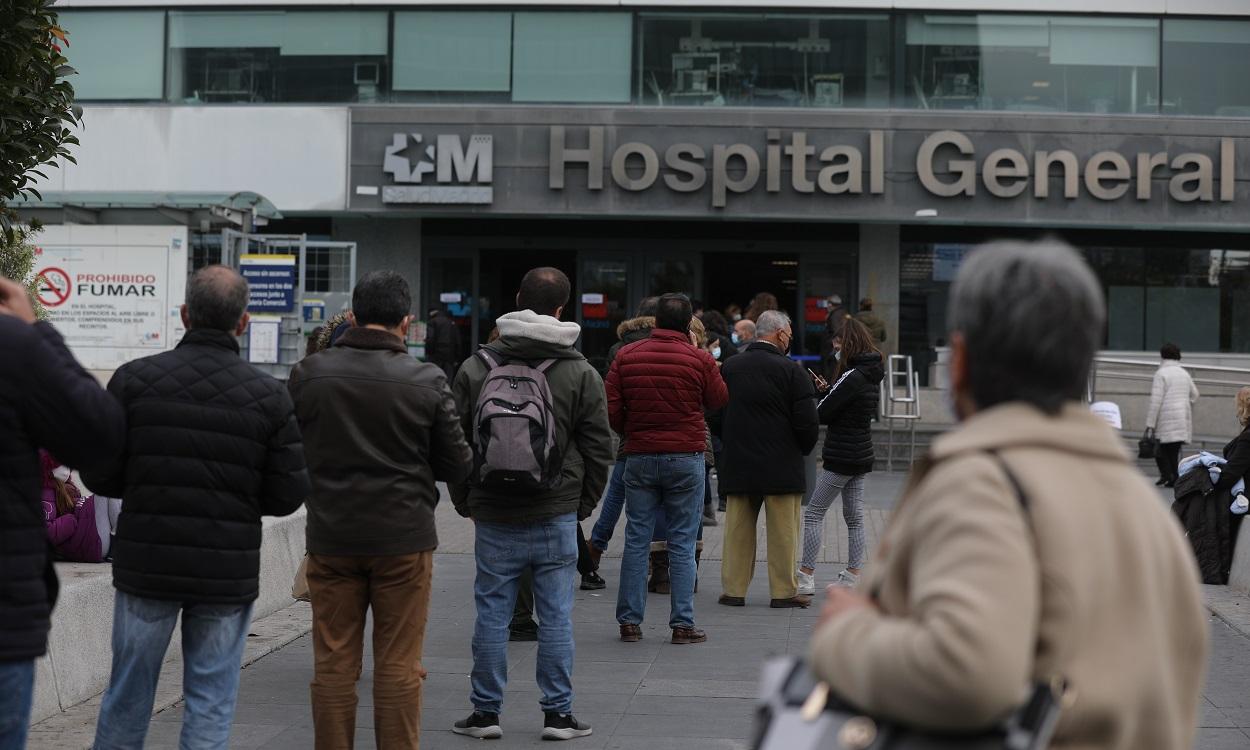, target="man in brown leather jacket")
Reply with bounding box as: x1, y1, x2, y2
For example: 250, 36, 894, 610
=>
289, 270, 473, 750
